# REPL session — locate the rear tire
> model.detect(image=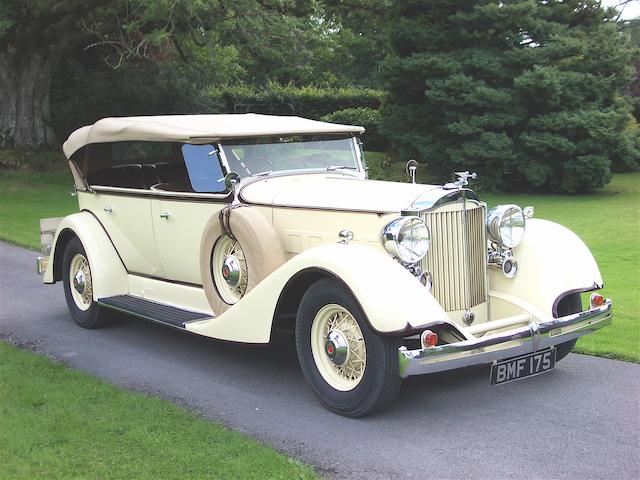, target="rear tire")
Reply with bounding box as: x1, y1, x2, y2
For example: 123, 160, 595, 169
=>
62, 237, 111, 329
295, 278, 401, 417
554, 293, 582, 362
